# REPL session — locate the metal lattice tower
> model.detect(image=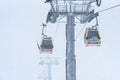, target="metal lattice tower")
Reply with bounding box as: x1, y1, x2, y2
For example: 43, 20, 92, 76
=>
44, 0, 101, 80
